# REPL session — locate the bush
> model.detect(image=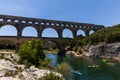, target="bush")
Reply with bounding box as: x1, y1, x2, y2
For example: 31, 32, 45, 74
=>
40, 72, 63, 80
18, 39, 47, 67
39, 57, 51, 68
55, 62, 72, 79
